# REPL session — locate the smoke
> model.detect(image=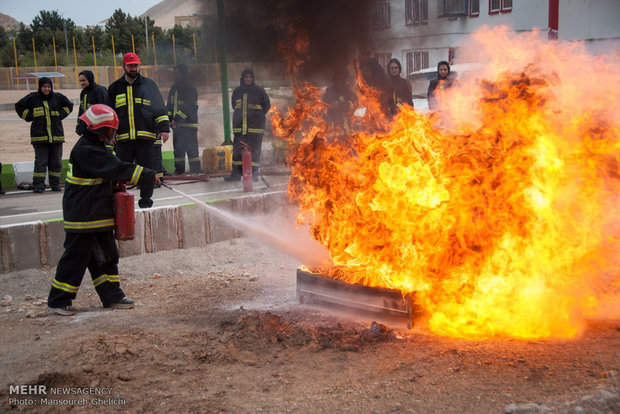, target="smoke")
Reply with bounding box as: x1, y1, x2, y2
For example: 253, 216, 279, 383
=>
221, 0, 375, 78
